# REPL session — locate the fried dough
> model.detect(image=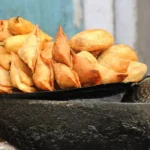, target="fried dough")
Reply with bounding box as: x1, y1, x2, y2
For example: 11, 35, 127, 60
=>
70, 29, 114, 52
